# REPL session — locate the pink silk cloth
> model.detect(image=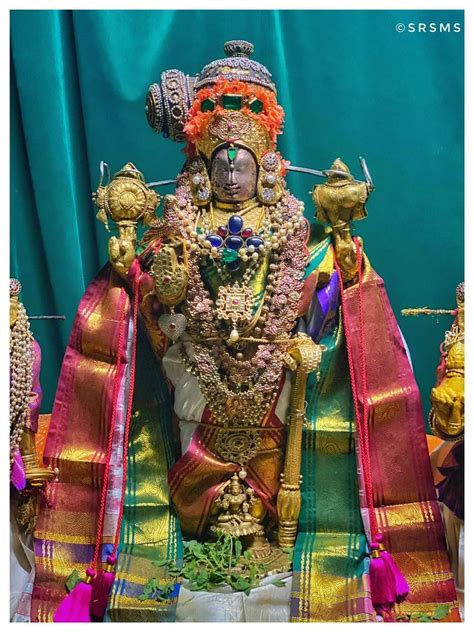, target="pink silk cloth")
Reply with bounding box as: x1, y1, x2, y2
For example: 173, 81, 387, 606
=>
168, 389, 286, 537
31, 267, 131, 622
342, 259, 459, 619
